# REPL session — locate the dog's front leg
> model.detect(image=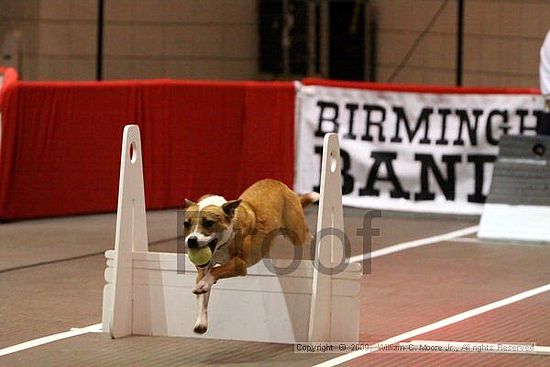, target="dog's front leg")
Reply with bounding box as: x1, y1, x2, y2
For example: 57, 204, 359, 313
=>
192, 257, 247, 294
193, 290, 210, 334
